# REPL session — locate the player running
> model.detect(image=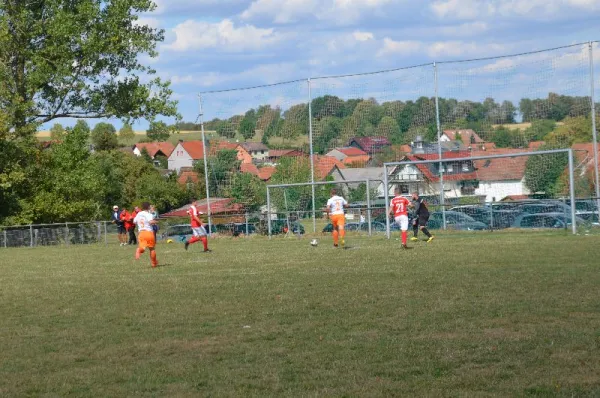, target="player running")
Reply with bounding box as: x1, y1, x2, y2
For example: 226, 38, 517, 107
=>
184, 199, 211, 252
410, 192, 434, 243
326, 189, 348, 248
389, 187, 411, 249
133, 202, 158, 268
